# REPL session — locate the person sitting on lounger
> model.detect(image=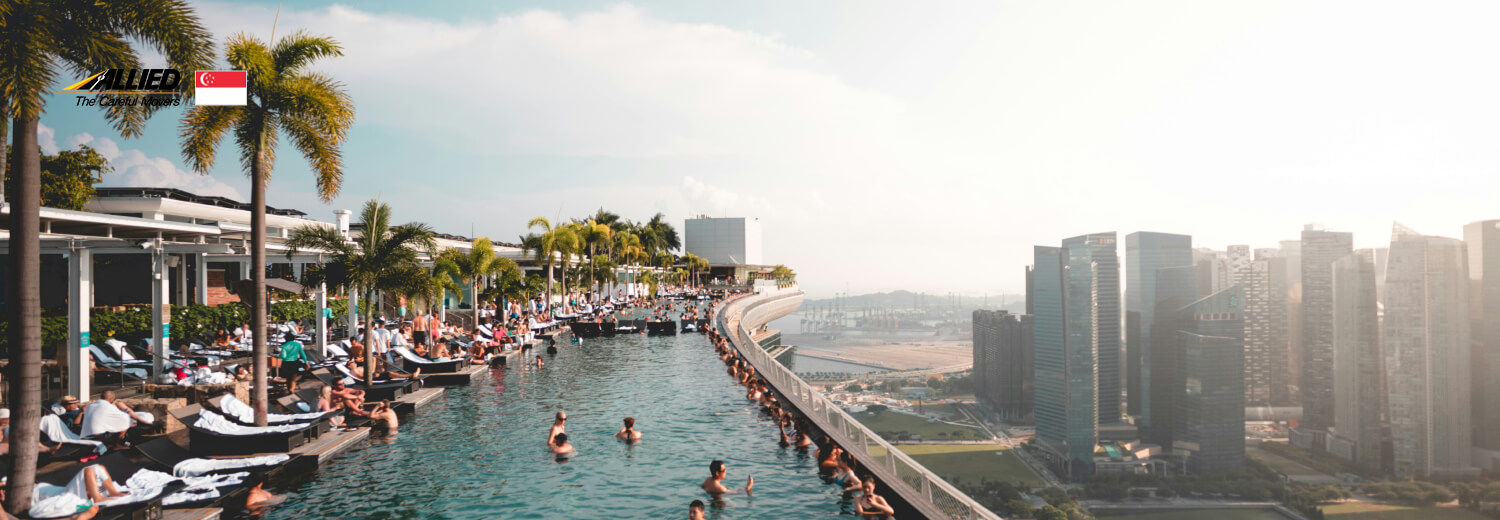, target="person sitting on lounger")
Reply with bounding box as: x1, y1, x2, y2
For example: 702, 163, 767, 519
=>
615, 417, 642, 442
234, 365, 252, 382
370, 358, 420, 380
213, 329, 233, 349
370, 400, 398, 432
701, 460, 752, 497
330, 380, 366, 414
549, 432, 574, 459
59, 395, 85, 434
79, 390, 154, 446
432, 338, 452, 361
0, 479, 97, 520
316, 386, 346, 429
